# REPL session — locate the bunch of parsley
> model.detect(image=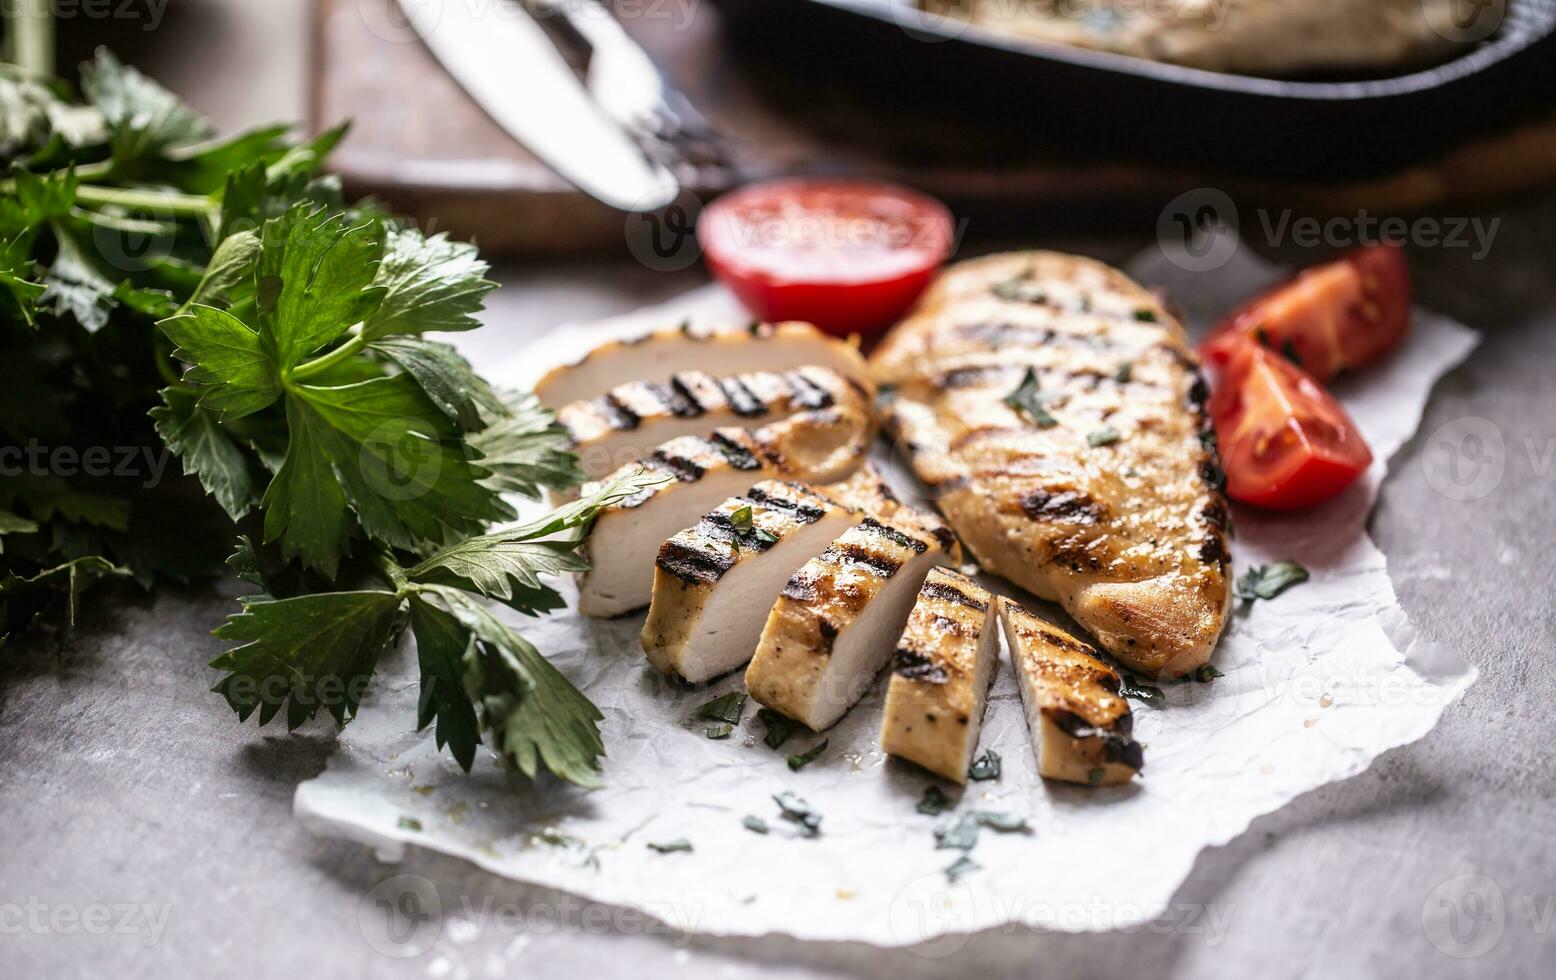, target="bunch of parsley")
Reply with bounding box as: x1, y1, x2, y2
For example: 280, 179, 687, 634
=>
0, 50, 651, 786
